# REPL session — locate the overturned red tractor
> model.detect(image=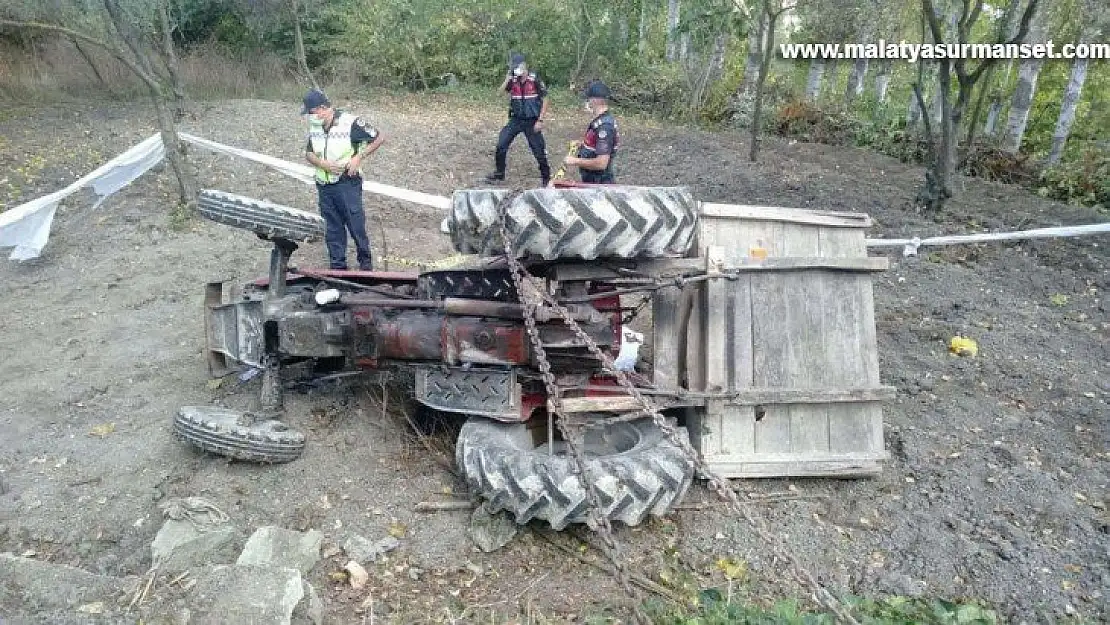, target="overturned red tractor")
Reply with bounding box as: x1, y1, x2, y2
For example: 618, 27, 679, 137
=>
177, 186, 703, 530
